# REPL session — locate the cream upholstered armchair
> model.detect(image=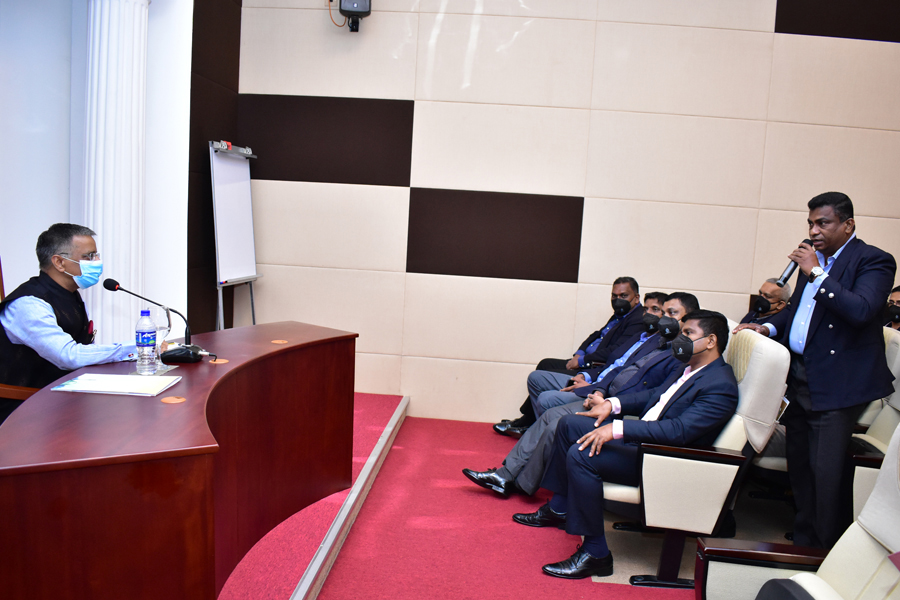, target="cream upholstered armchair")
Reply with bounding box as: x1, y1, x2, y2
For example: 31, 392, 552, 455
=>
603, 329, 789, 588
697, 423, 900, 600
850, 326, 900, 518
